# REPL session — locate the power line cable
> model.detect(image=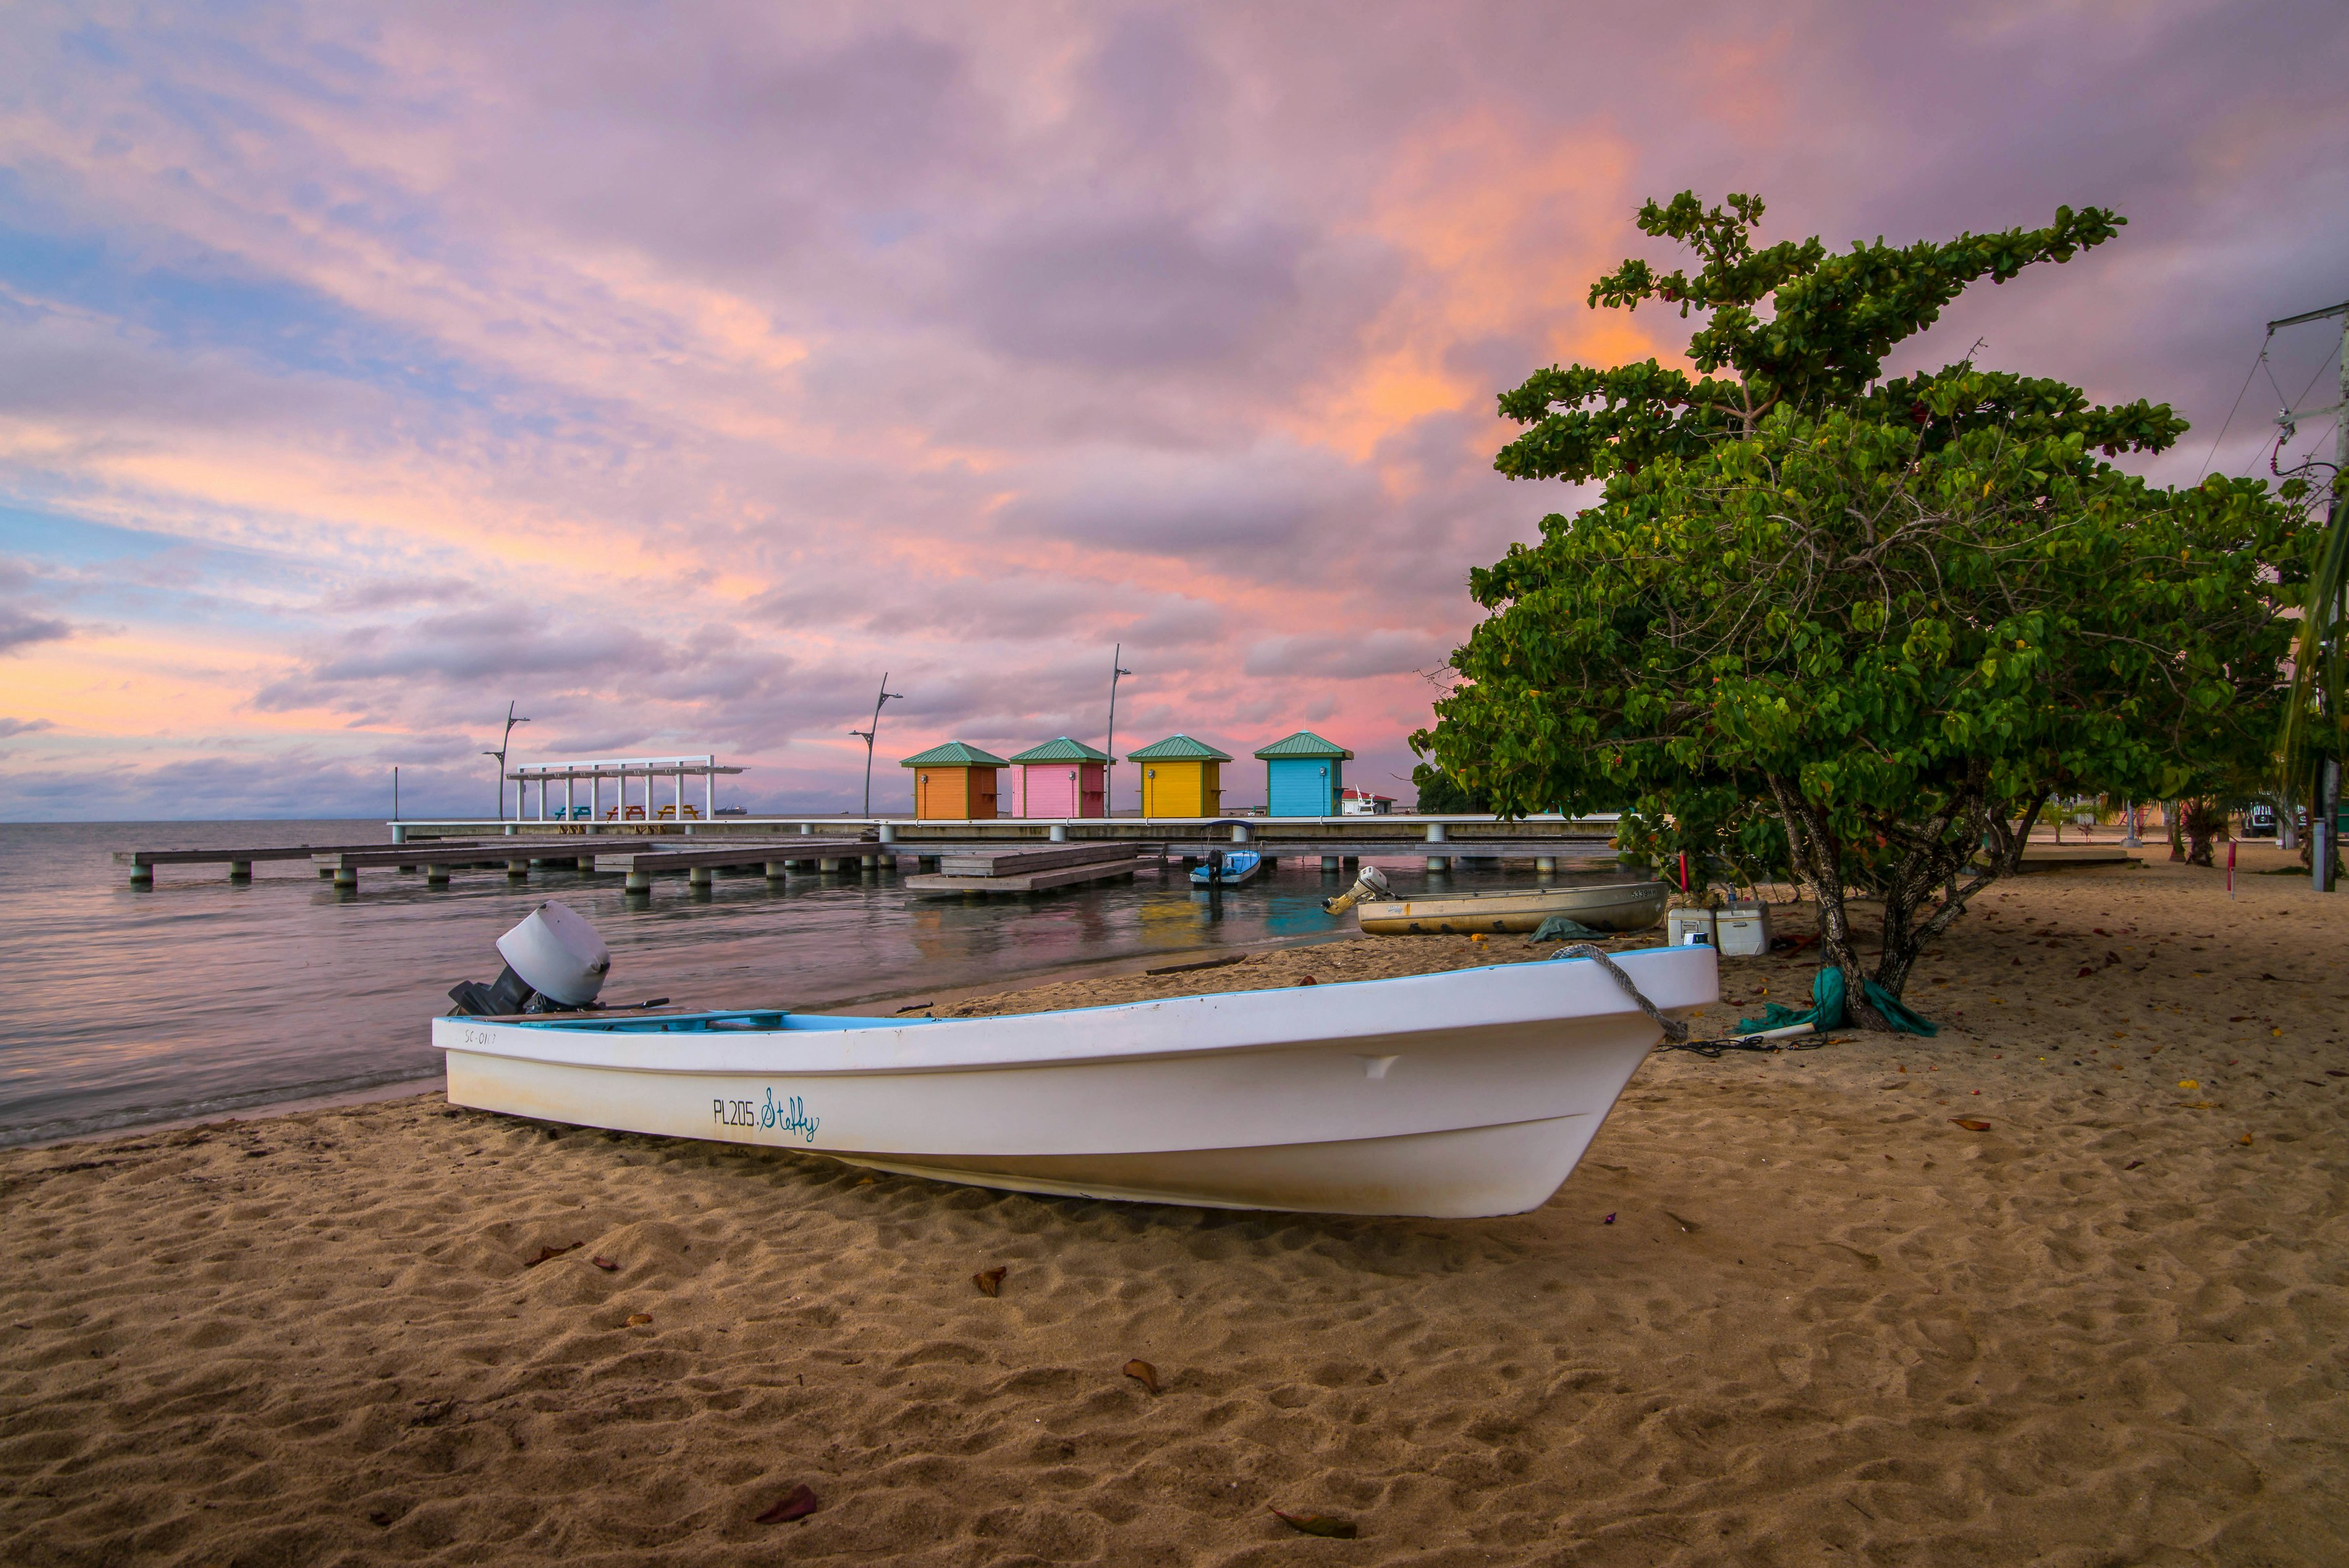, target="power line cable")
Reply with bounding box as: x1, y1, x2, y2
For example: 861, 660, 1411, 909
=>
2285, 349, 2339, 415
2199, 336, 2269, 479
2262, 345, 2293, 407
